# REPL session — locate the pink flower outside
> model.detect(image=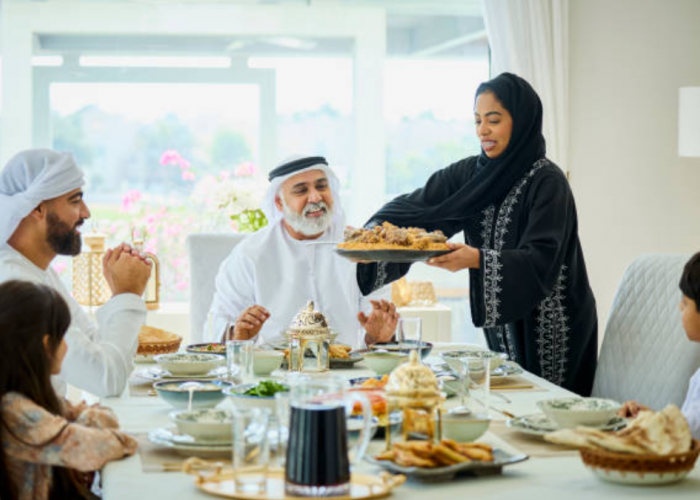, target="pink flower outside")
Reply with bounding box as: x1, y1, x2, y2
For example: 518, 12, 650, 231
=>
182, 170, 195, 181
165, 224, 183, 237
120, 189, 142, 212
175, 279, 188, 291
234, 161, 256, 177
159, 149, 182, 166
